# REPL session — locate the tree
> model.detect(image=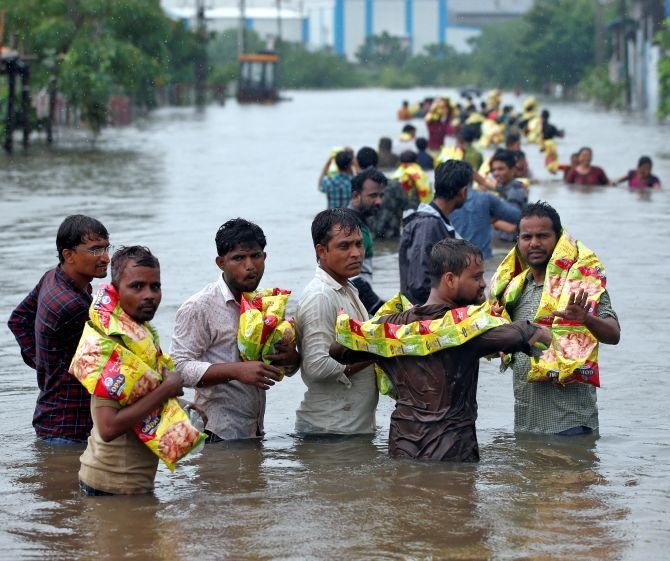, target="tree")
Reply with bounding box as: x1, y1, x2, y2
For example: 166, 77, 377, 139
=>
519, 0, 596, 89
0, 0, 192, 132
356, 31, 410, 67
